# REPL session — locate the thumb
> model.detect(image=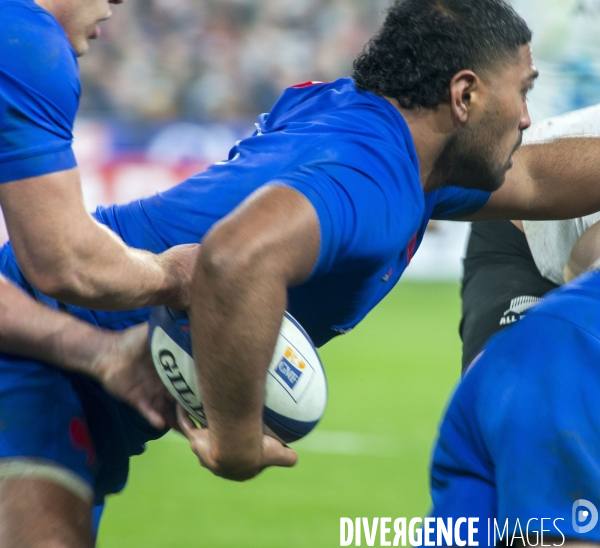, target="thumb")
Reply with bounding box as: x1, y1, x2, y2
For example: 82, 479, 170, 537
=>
176, 405, 198, 439
263, 436, 298, 468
